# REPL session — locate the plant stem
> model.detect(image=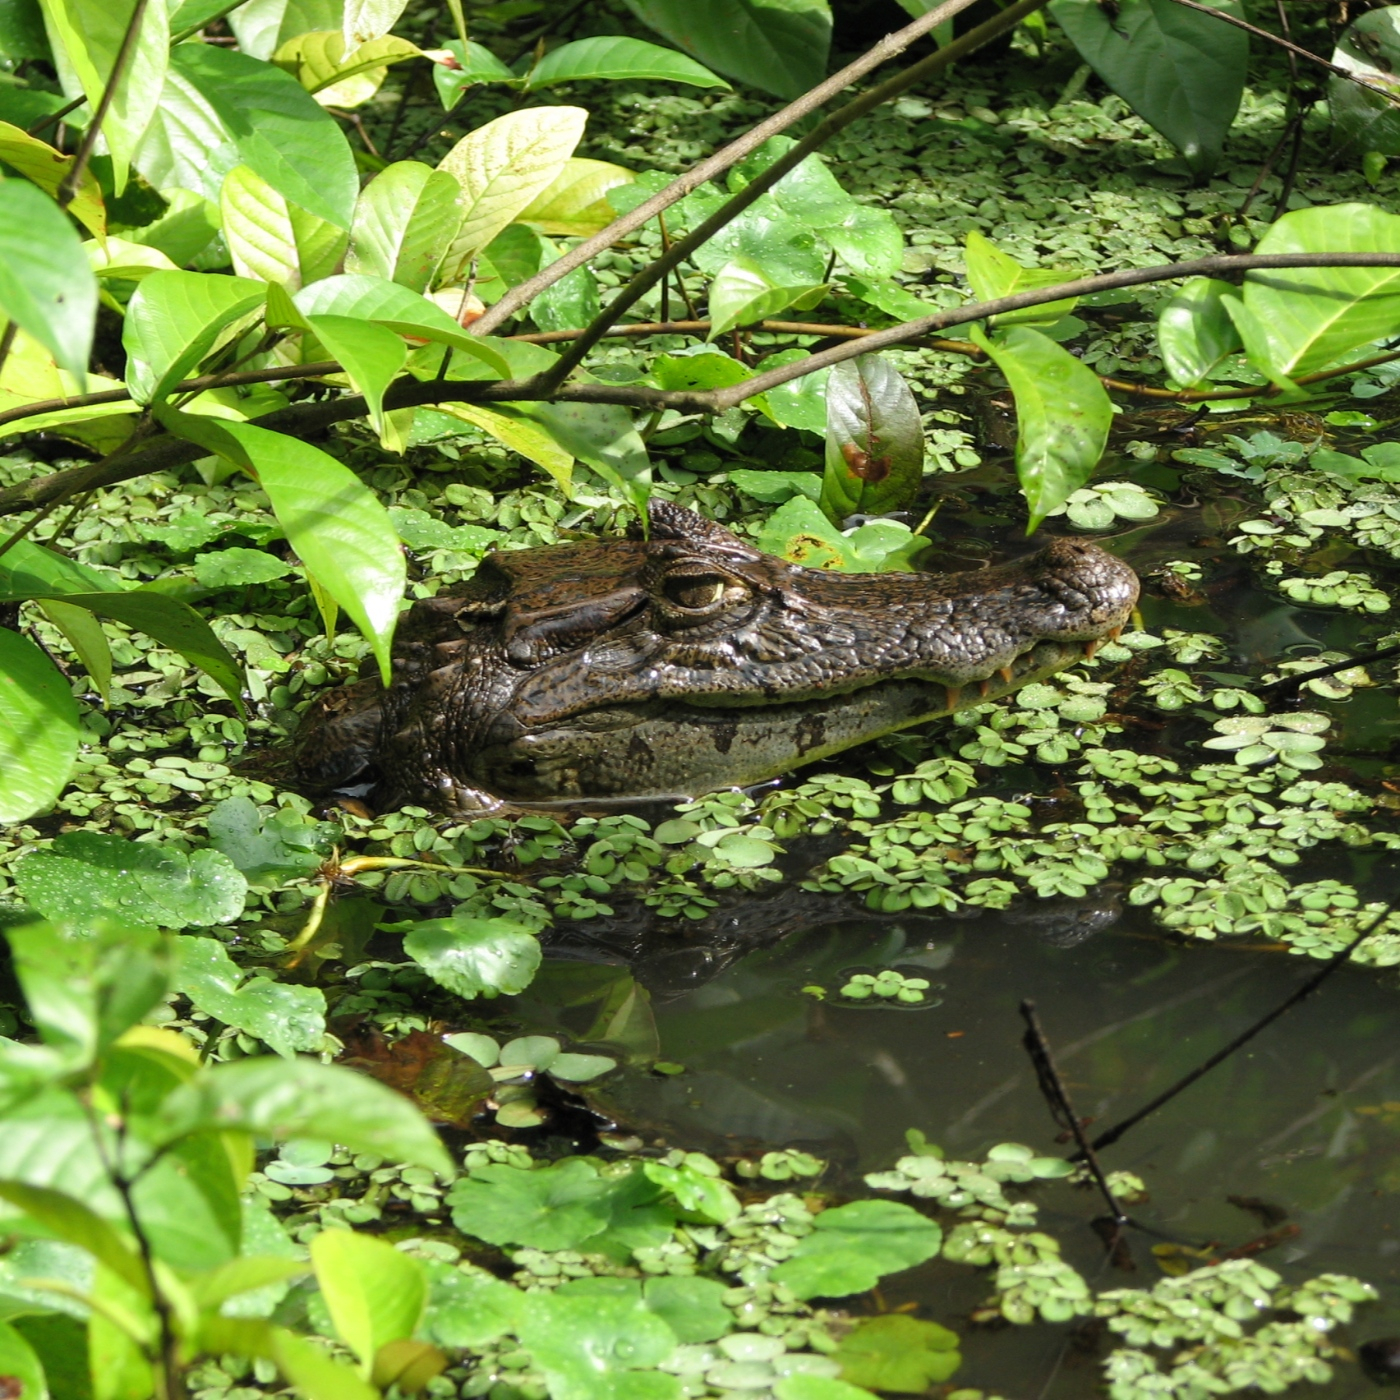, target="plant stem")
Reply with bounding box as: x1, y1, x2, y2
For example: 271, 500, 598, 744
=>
169, 0, 246, 45
57, 0, 152, 210
469, 0, 987, 337
26, 94, 85, 137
